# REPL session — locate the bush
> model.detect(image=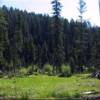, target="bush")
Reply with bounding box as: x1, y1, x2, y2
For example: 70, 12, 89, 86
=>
27, 66, 33, 75
88, 66, 96, 72
60, 64, 71, 77
44, 64, 53, 75
7, 73, 15, 78
18, 65, 39, 76
33, 72, 39, 75
19, 68, 28, 76
0, 70, 3, 78
28, 64, 39, 75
